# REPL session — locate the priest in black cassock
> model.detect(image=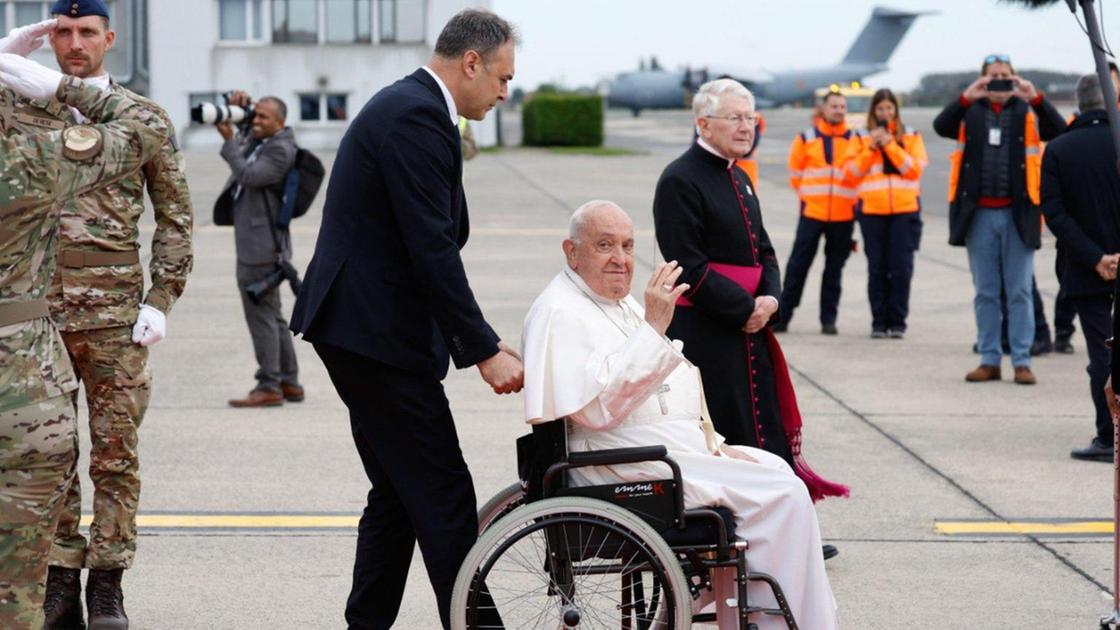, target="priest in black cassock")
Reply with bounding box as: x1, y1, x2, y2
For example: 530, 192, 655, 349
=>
653, 78, 848, 508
